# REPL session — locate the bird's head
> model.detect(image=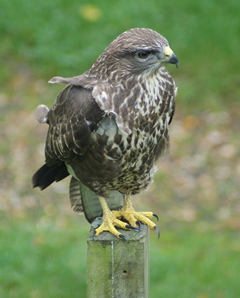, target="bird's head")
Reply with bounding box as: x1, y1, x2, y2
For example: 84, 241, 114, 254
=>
89, 28, 178, 81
